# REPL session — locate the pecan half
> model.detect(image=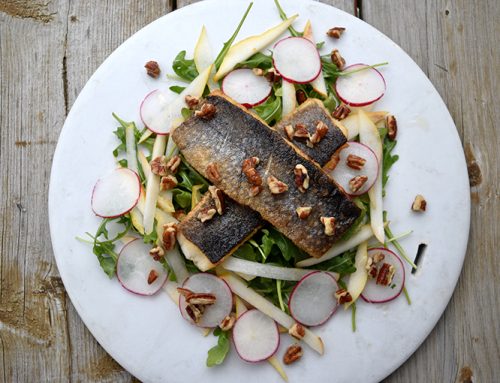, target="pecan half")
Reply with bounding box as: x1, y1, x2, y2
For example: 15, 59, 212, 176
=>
185, 95, 199, 109
326, 27, 346, 39
219, 314, 236, 331
242, 157, 262, 187
267, 175, 288, 194
349, 175, 368, 193
296, 89, 307, 105
186, 292, 217, 306
144, 60, 160, 78
195, 103, 216, 120
149, 246, 165, 261
335, 288, 353, 304
386, 114, 398, 141
284, 124, 295, 140
367, 265, 378, 279
346, 154, 366, 170
412, 194, 427, 212
197, 208, 217, 222
309, 120, 329, 145
294, 164, 310, 193
331, 49, 346, 70
332, 104, 351, 120
160, 175, 178, 190
288, 323, 305, 340
185, 304, 205, 323
283, 344, 303, 365
265, 68, 281, 83
206, 162, 221, 183
296, 206, 312, 219
150, 156, 169, 176
293, 123, 309, 140
320, 216, 336, 236
162, 222, 178, 251
147, 270, 159, 284
376, 263, 395, 286
166, 155, 181, 174
209, 186, 225, 215
176, 287, 193, 298
372, 252, 385, 264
